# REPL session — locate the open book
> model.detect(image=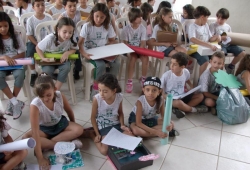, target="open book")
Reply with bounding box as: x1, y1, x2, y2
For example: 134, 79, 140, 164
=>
173, 85, 201, 100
